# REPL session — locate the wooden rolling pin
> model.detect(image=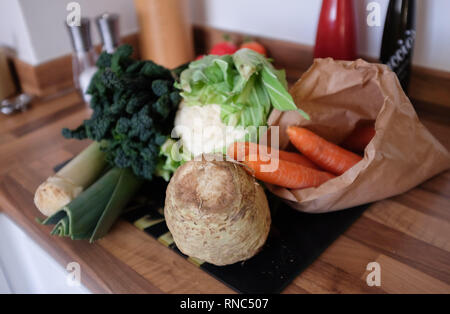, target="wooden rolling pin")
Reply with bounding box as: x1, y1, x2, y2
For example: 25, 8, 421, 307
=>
134, 0, 194, 68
